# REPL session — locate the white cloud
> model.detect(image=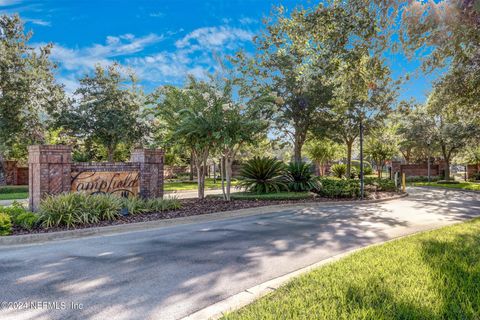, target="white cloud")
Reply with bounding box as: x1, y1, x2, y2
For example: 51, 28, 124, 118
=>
49, 33, 164, 73
175, 26, 253, 50
239, 17, 256, 25
46, 26, 253, 91
24, 18, 51, 26
0, 0, 22, 6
